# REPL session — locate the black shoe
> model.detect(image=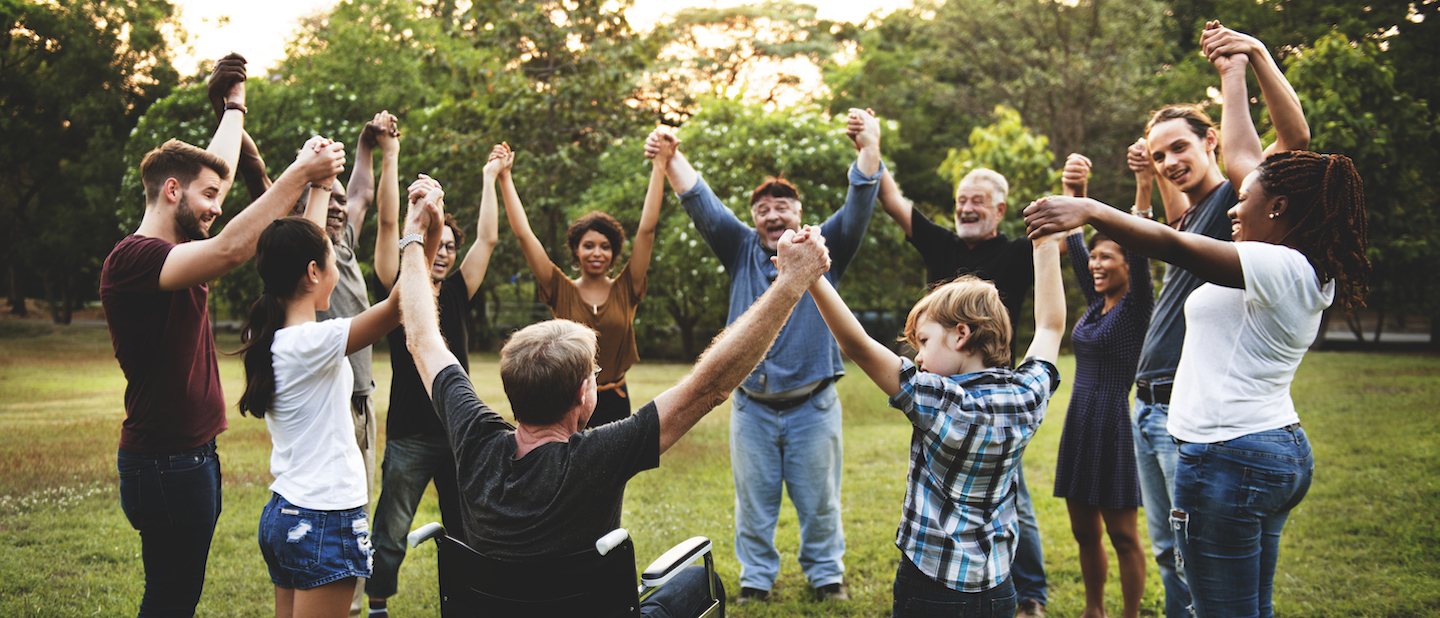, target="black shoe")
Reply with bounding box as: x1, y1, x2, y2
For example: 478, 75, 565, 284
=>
736, 587, 771, 605
815, 582, 849, 601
